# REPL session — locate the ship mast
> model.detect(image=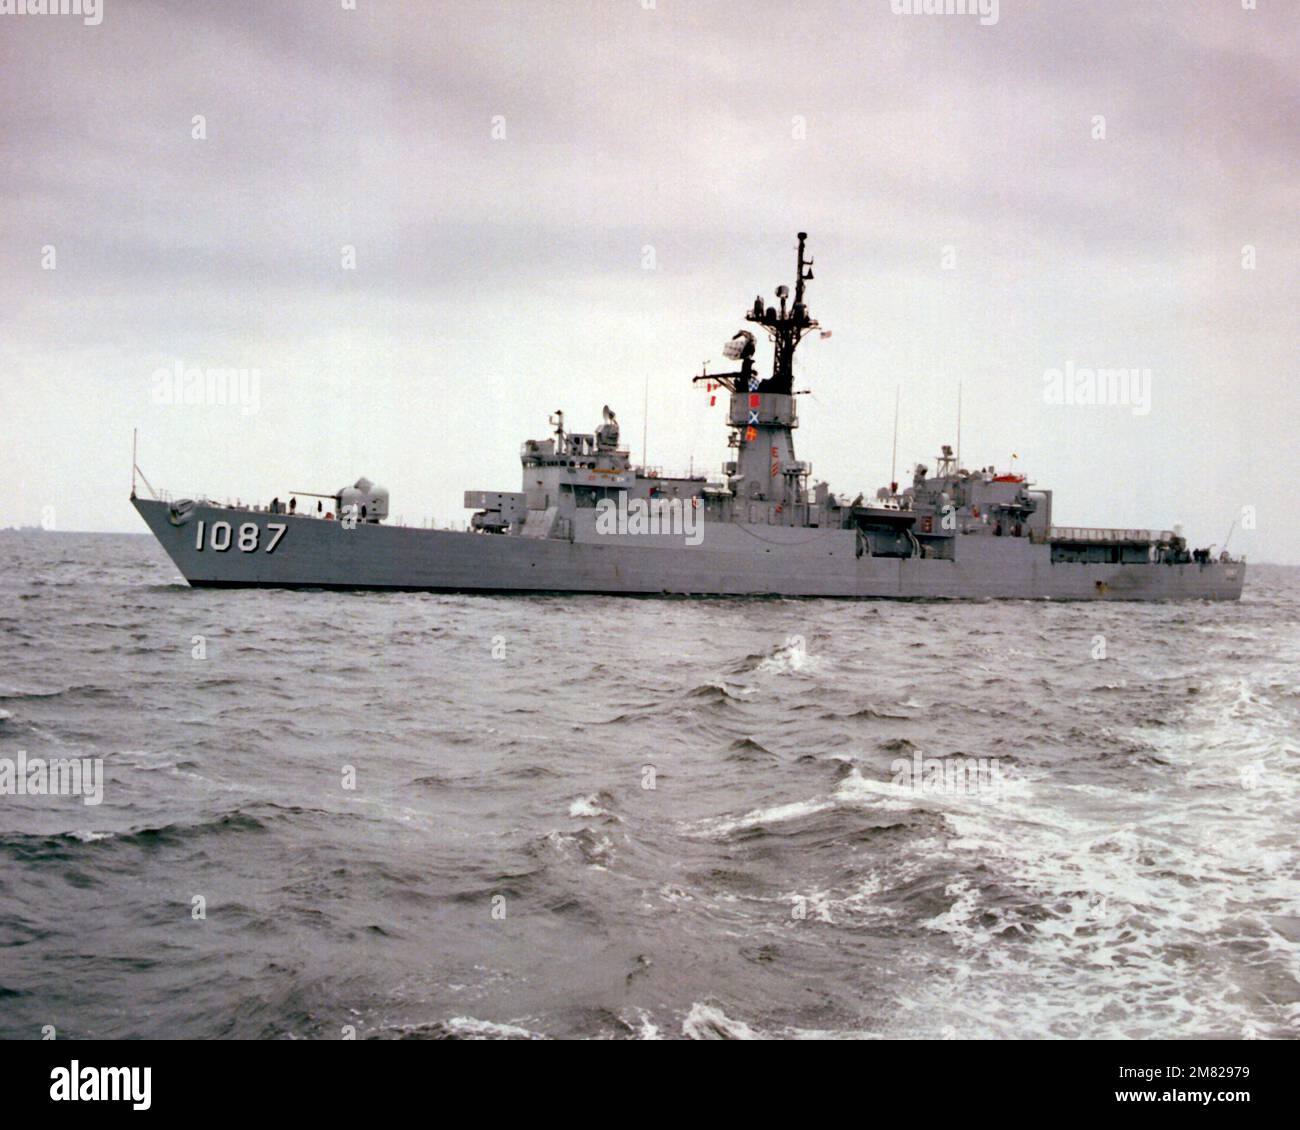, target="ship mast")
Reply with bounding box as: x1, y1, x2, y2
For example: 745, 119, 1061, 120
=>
685, 232, 821, 525
744, 231, 818, 394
